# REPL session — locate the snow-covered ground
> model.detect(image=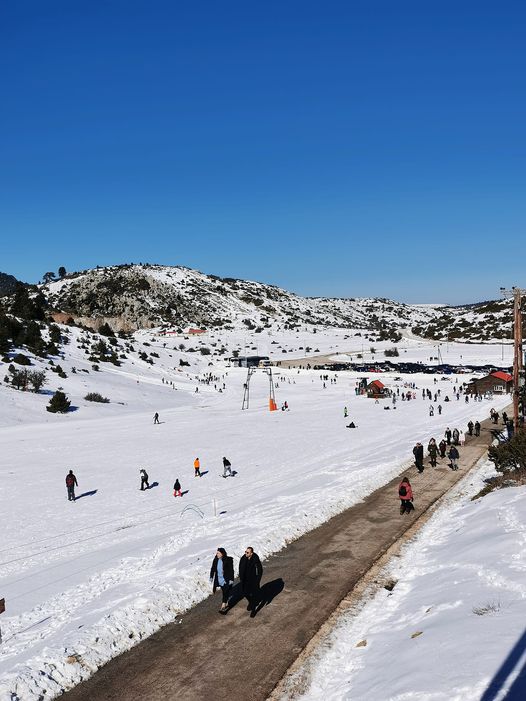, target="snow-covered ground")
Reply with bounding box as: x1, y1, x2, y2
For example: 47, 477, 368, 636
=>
0, 329, 512, 699
294, 460, 526, 701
